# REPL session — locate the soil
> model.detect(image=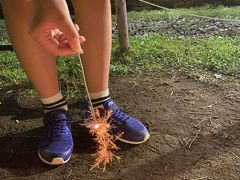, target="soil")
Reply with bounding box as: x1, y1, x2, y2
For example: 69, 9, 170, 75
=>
0, 70, 239, 180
